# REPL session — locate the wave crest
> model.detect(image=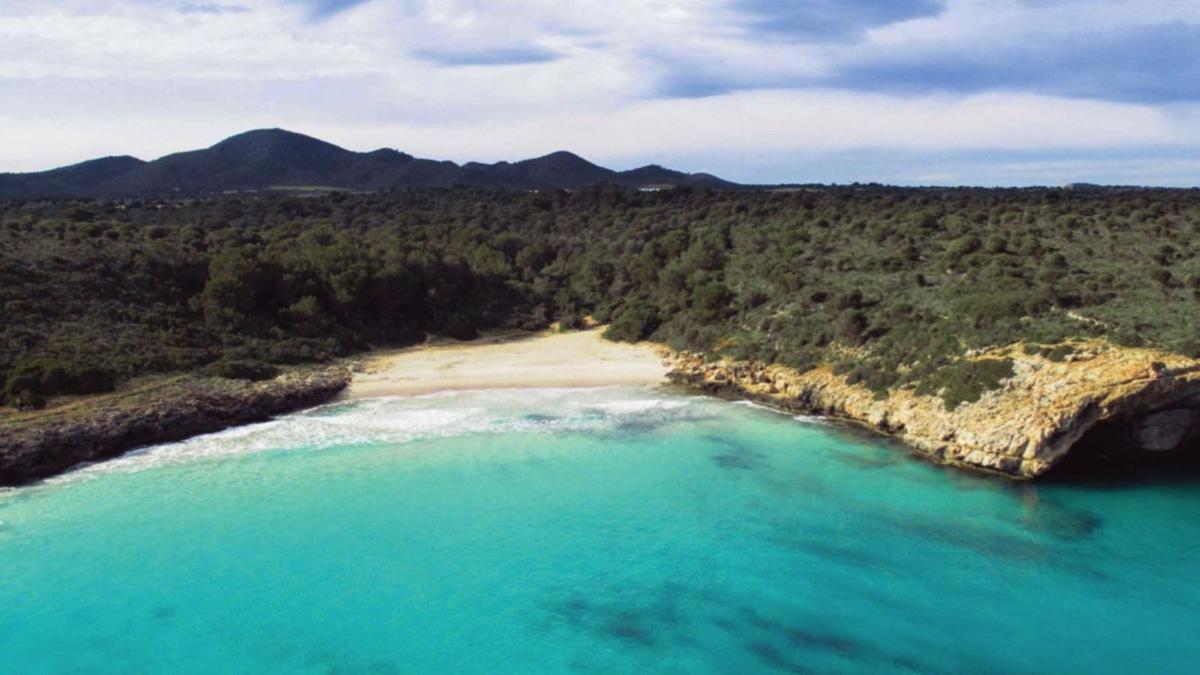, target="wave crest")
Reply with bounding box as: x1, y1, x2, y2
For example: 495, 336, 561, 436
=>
47, 387, 698, 483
